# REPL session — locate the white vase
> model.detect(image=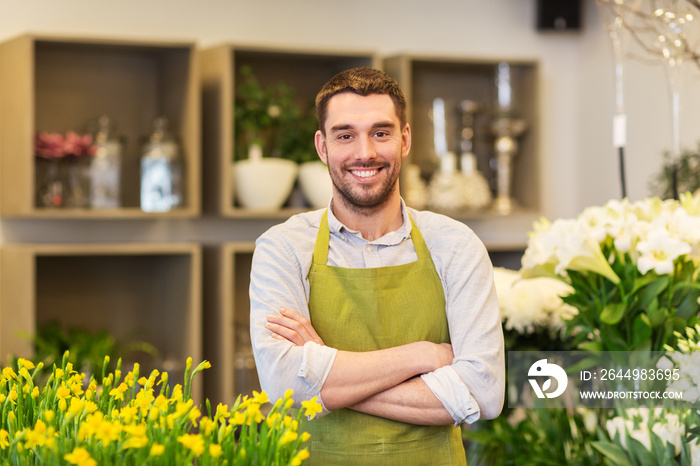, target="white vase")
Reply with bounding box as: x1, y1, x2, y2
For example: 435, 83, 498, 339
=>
234, 158, 298, 209
298, 161, 333, 209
